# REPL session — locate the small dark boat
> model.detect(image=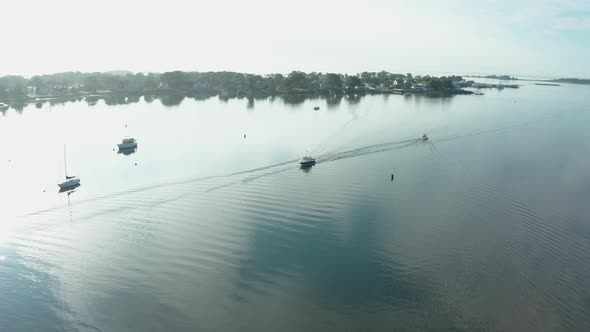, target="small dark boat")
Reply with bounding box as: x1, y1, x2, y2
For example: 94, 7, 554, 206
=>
299, 156, 316, 166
